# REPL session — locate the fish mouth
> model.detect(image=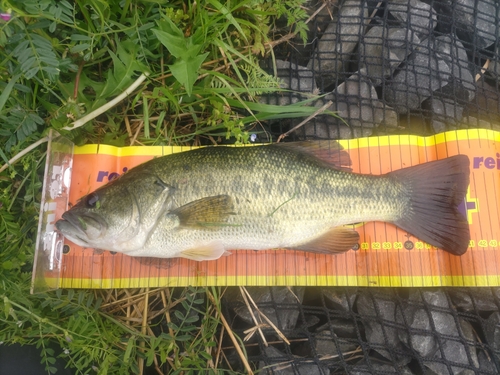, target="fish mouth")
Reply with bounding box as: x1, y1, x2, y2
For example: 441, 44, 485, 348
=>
56, 211, 107, 245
